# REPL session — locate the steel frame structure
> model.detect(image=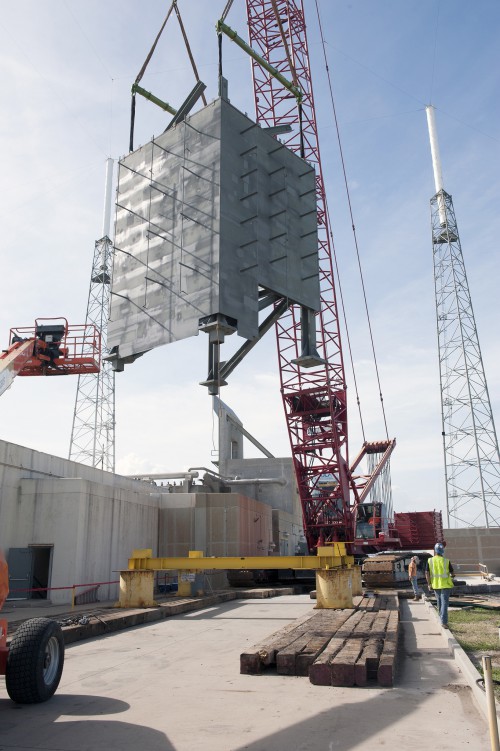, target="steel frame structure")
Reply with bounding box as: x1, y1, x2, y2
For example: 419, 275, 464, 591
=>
245, 0, 354, 550
431, 189, 500, 527
69, 234, 115, 472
